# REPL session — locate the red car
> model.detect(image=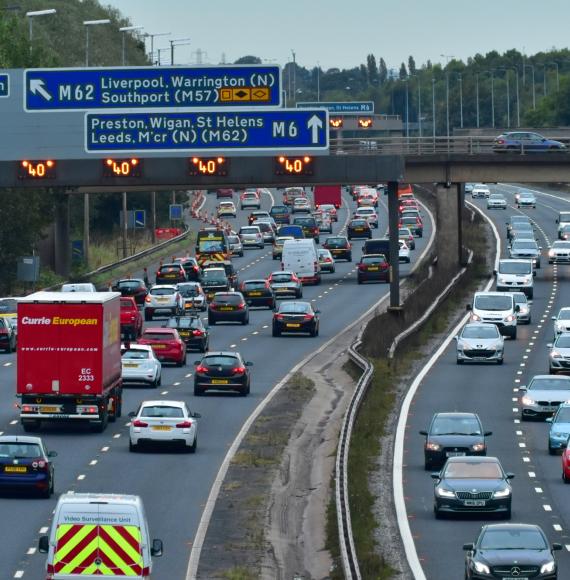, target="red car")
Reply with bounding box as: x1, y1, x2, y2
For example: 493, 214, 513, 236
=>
216, 188, 234, 199
138, 328, 187, 366
120, 297, 143, 340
